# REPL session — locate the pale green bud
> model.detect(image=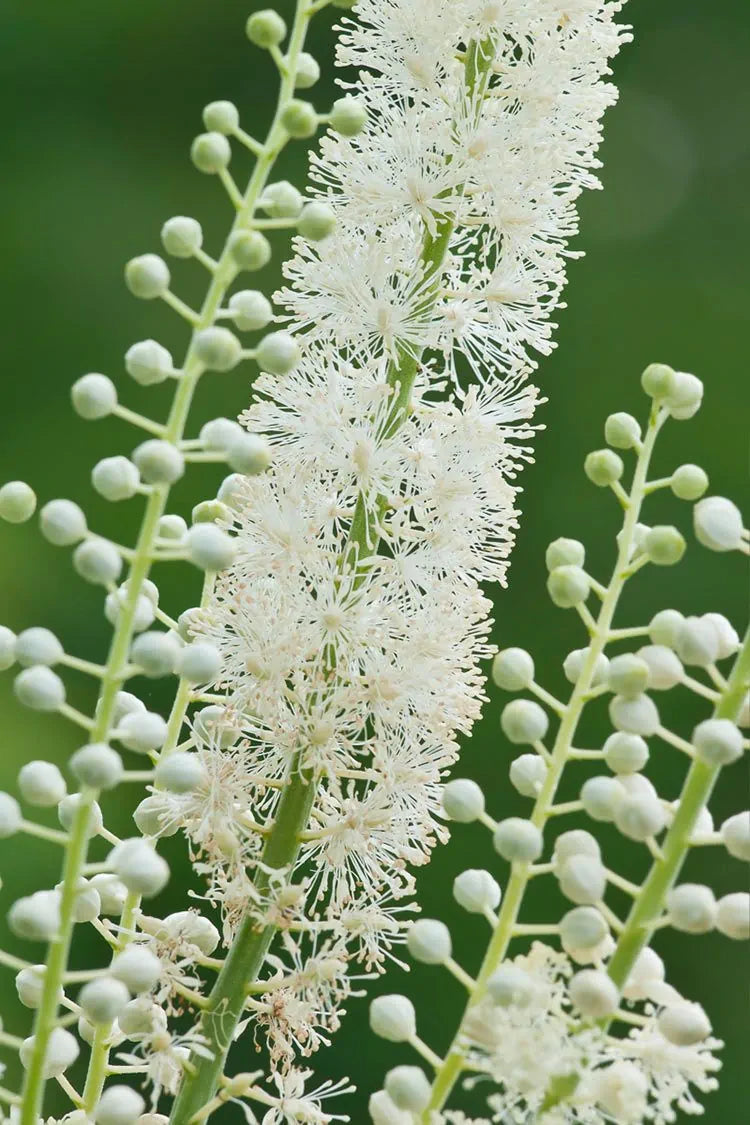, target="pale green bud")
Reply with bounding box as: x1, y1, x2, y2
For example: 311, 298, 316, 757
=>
160, 216, 203, 258
200, 418, 242, 452
227, 289, 273, 331
217, 472, 245, 507
175, 642, 222, 684
584, 448, 624, 487
667, 883, 716, 933
663, 371, 703, 419
604, 732, 649, 774
563, 647, 609, 686
493, 817, 543, 862
125, 339, 174, 385
130, 631, 181, 678
604, 412, 641, 449
441, 778, 484, 823
92, 456, 139, 502
154, 751, 206, 793
90, 874, 128, 915
256, 330, 300, 375
674, 615, 720, 665
406, 918, 451, 964
369, 995, 416, 1043
132, 440, 184, 485
194, 326, 242, 372
192, 499, 230, 524
68, 875, 102, 920
501, 699, 548, 744
281, 99, 318, 139
580, 776, 623, 822
637, 644, 683, 690
133, 795, 178, 838
228, 229, 272, 271
124, 254, 170, 300
259, 180, 303, 219
560, 906, 608, 950
330, 96, 367, 136
105, 589, 155, 633
14, 666, 66, 711
609, 692, 660, 736
39, 498, 87, 545
246, 9, 287, 48
80, 977, 130, 1024
671, 463, 708, 500
606, 653, 650, 696
644, 524, 686, 566
109, 838, 169, 897
509, 753, 547, 797
385, 1067, 431, 1113
614, 792, 666, 840
0, 791, 22, 837
0, 480, 37, 524
294, 52, 320, 89
297, 201, 336, 241
190, 132, 231, 174
692, 718, 743, 765
227, 433, 272, 476
492, 647, 534, 691
20, 1026, 78, 1077
545, 537, 585, 570
15, 627, 63, 667
0, 625, 16, 671
9, 890, 61, 942
487, 965, 534, 1007
554, 829, 601, 866
19, 760, 66, 806
187, 523, 236, 571
547, 564, 590, 608
157, 514, 188, 542
111, 947, 161, 994
202, 100, 239, 135
71, 743, 123, 790
640, 362, 676, 399
569, 969, 618, 1018
58, 793, 103, 835
71, 374, 117, 420
649, 608, 684, 647
703, 612, 739, 659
